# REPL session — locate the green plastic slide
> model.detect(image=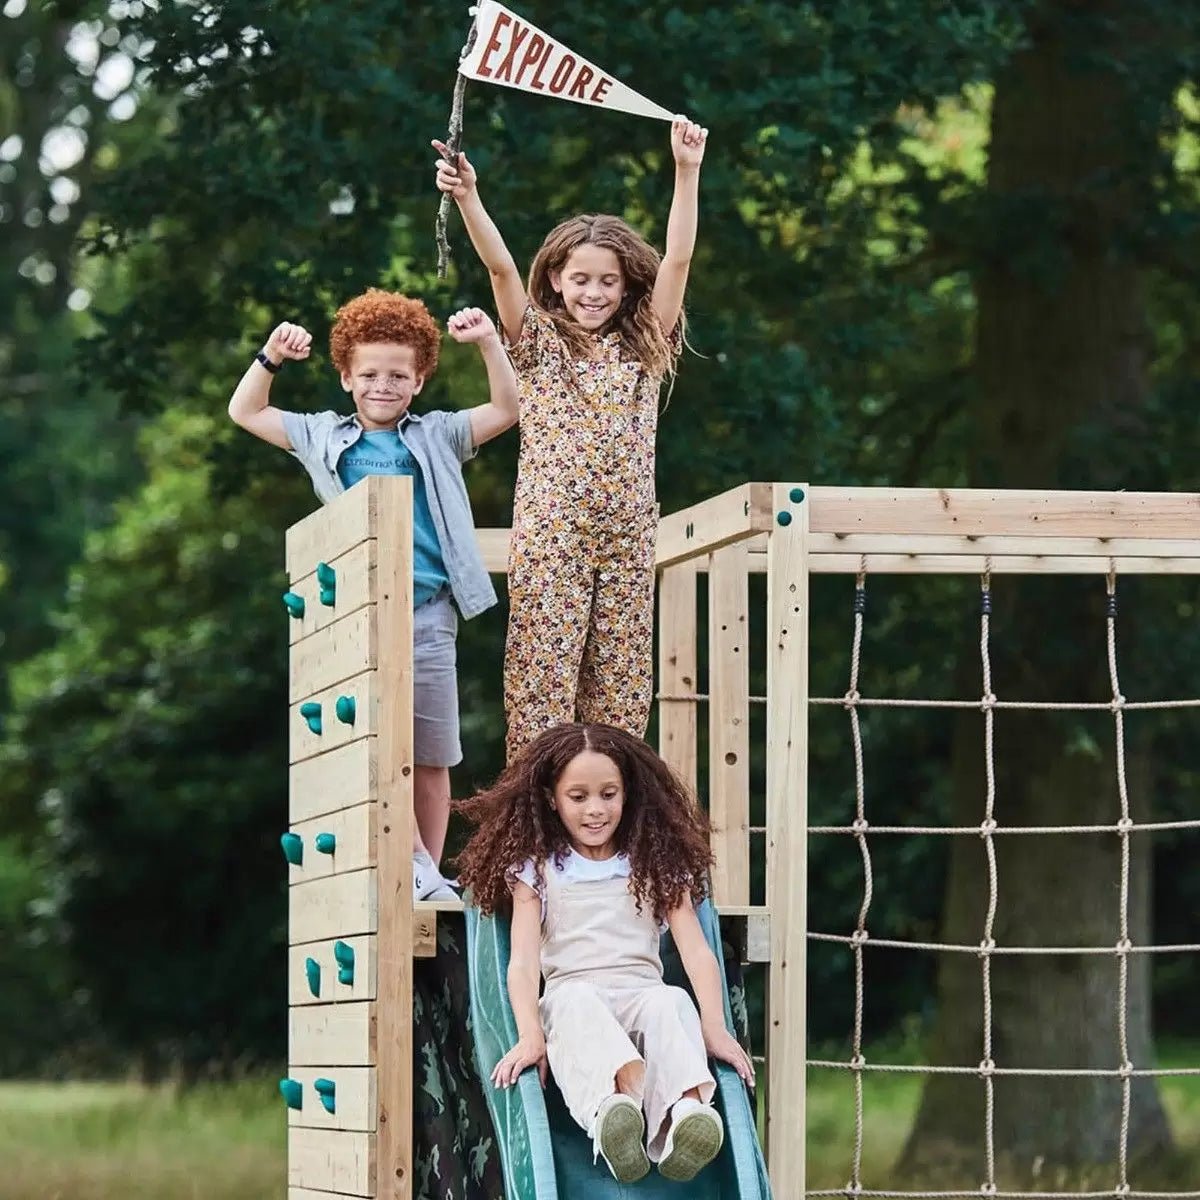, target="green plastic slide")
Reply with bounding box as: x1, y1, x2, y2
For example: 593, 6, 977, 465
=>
465, 897, 773, 1199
